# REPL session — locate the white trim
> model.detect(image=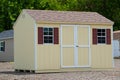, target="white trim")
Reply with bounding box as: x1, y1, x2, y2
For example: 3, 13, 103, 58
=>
60, 25, 63, 67
62, 65, 90, 68
61, 25, 77, 27
34, 23, 37, 70
43, 43, 54, 45
74, 26, 78, 66
88, 26, 91, 67
111, 27, 115, 67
